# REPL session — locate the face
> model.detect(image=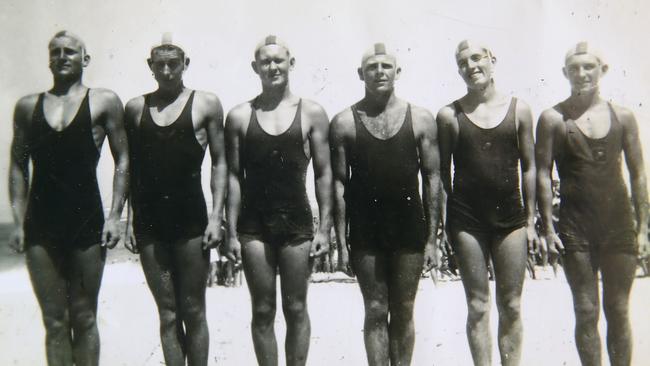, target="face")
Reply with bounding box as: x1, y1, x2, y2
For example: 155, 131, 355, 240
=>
563, 53, 607, 94
252, 45, 294, 88
358, 54, 400, 94
148, 48, 188, 88
48, 36, 89, 79
456, 46, 495, 89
